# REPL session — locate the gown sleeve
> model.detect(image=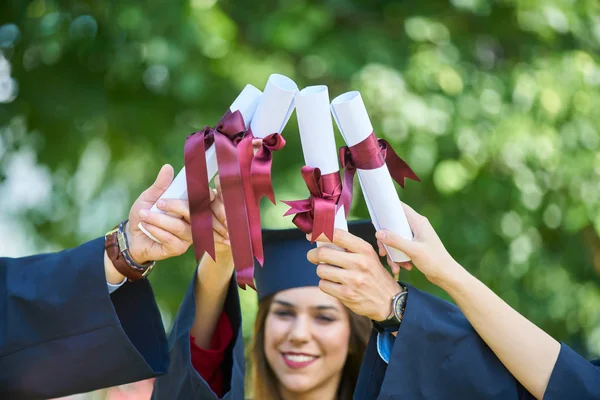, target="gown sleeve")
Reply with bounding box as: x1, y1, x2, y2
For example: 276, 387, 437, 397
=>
354, 284, 532, 400
151, 270, 246, 400
543, 343, 600, 399
0, 238, 169, 400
